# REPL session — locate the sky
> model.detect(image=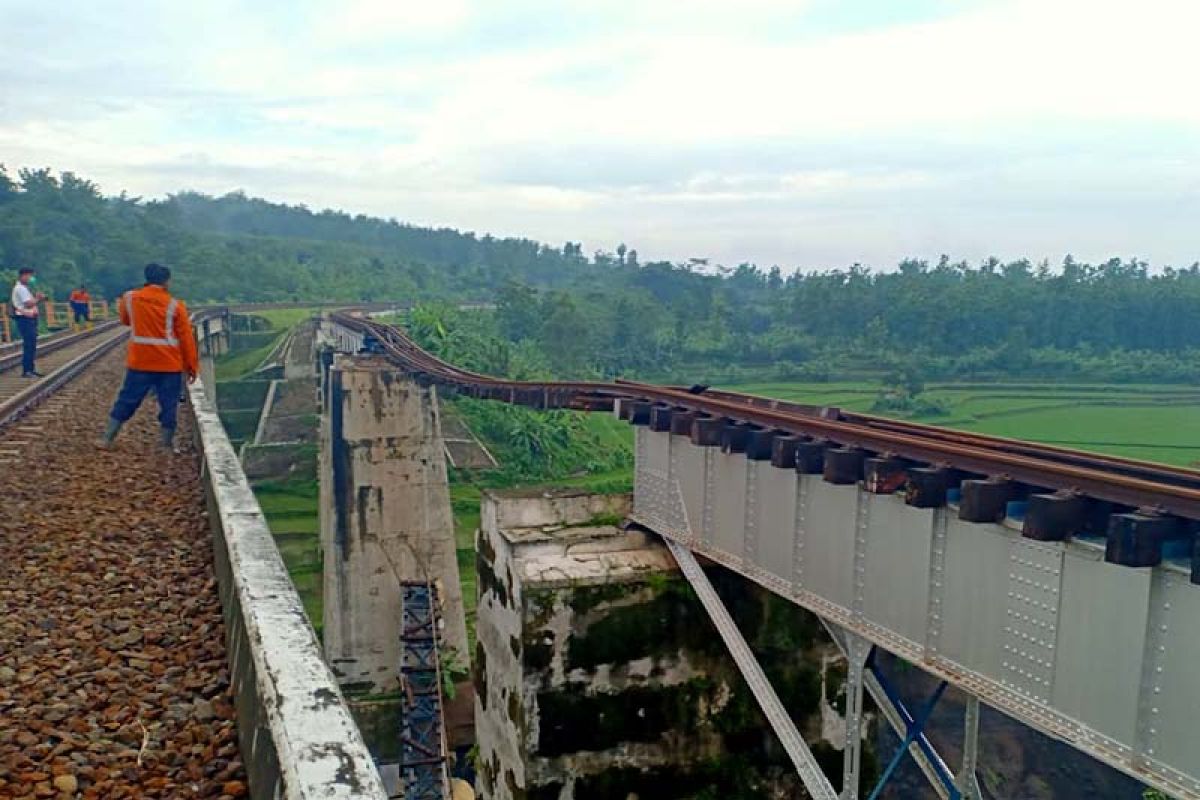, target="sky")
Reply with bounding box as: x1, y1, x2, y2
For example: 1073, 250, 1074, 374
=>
1, 0, 1198, 270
